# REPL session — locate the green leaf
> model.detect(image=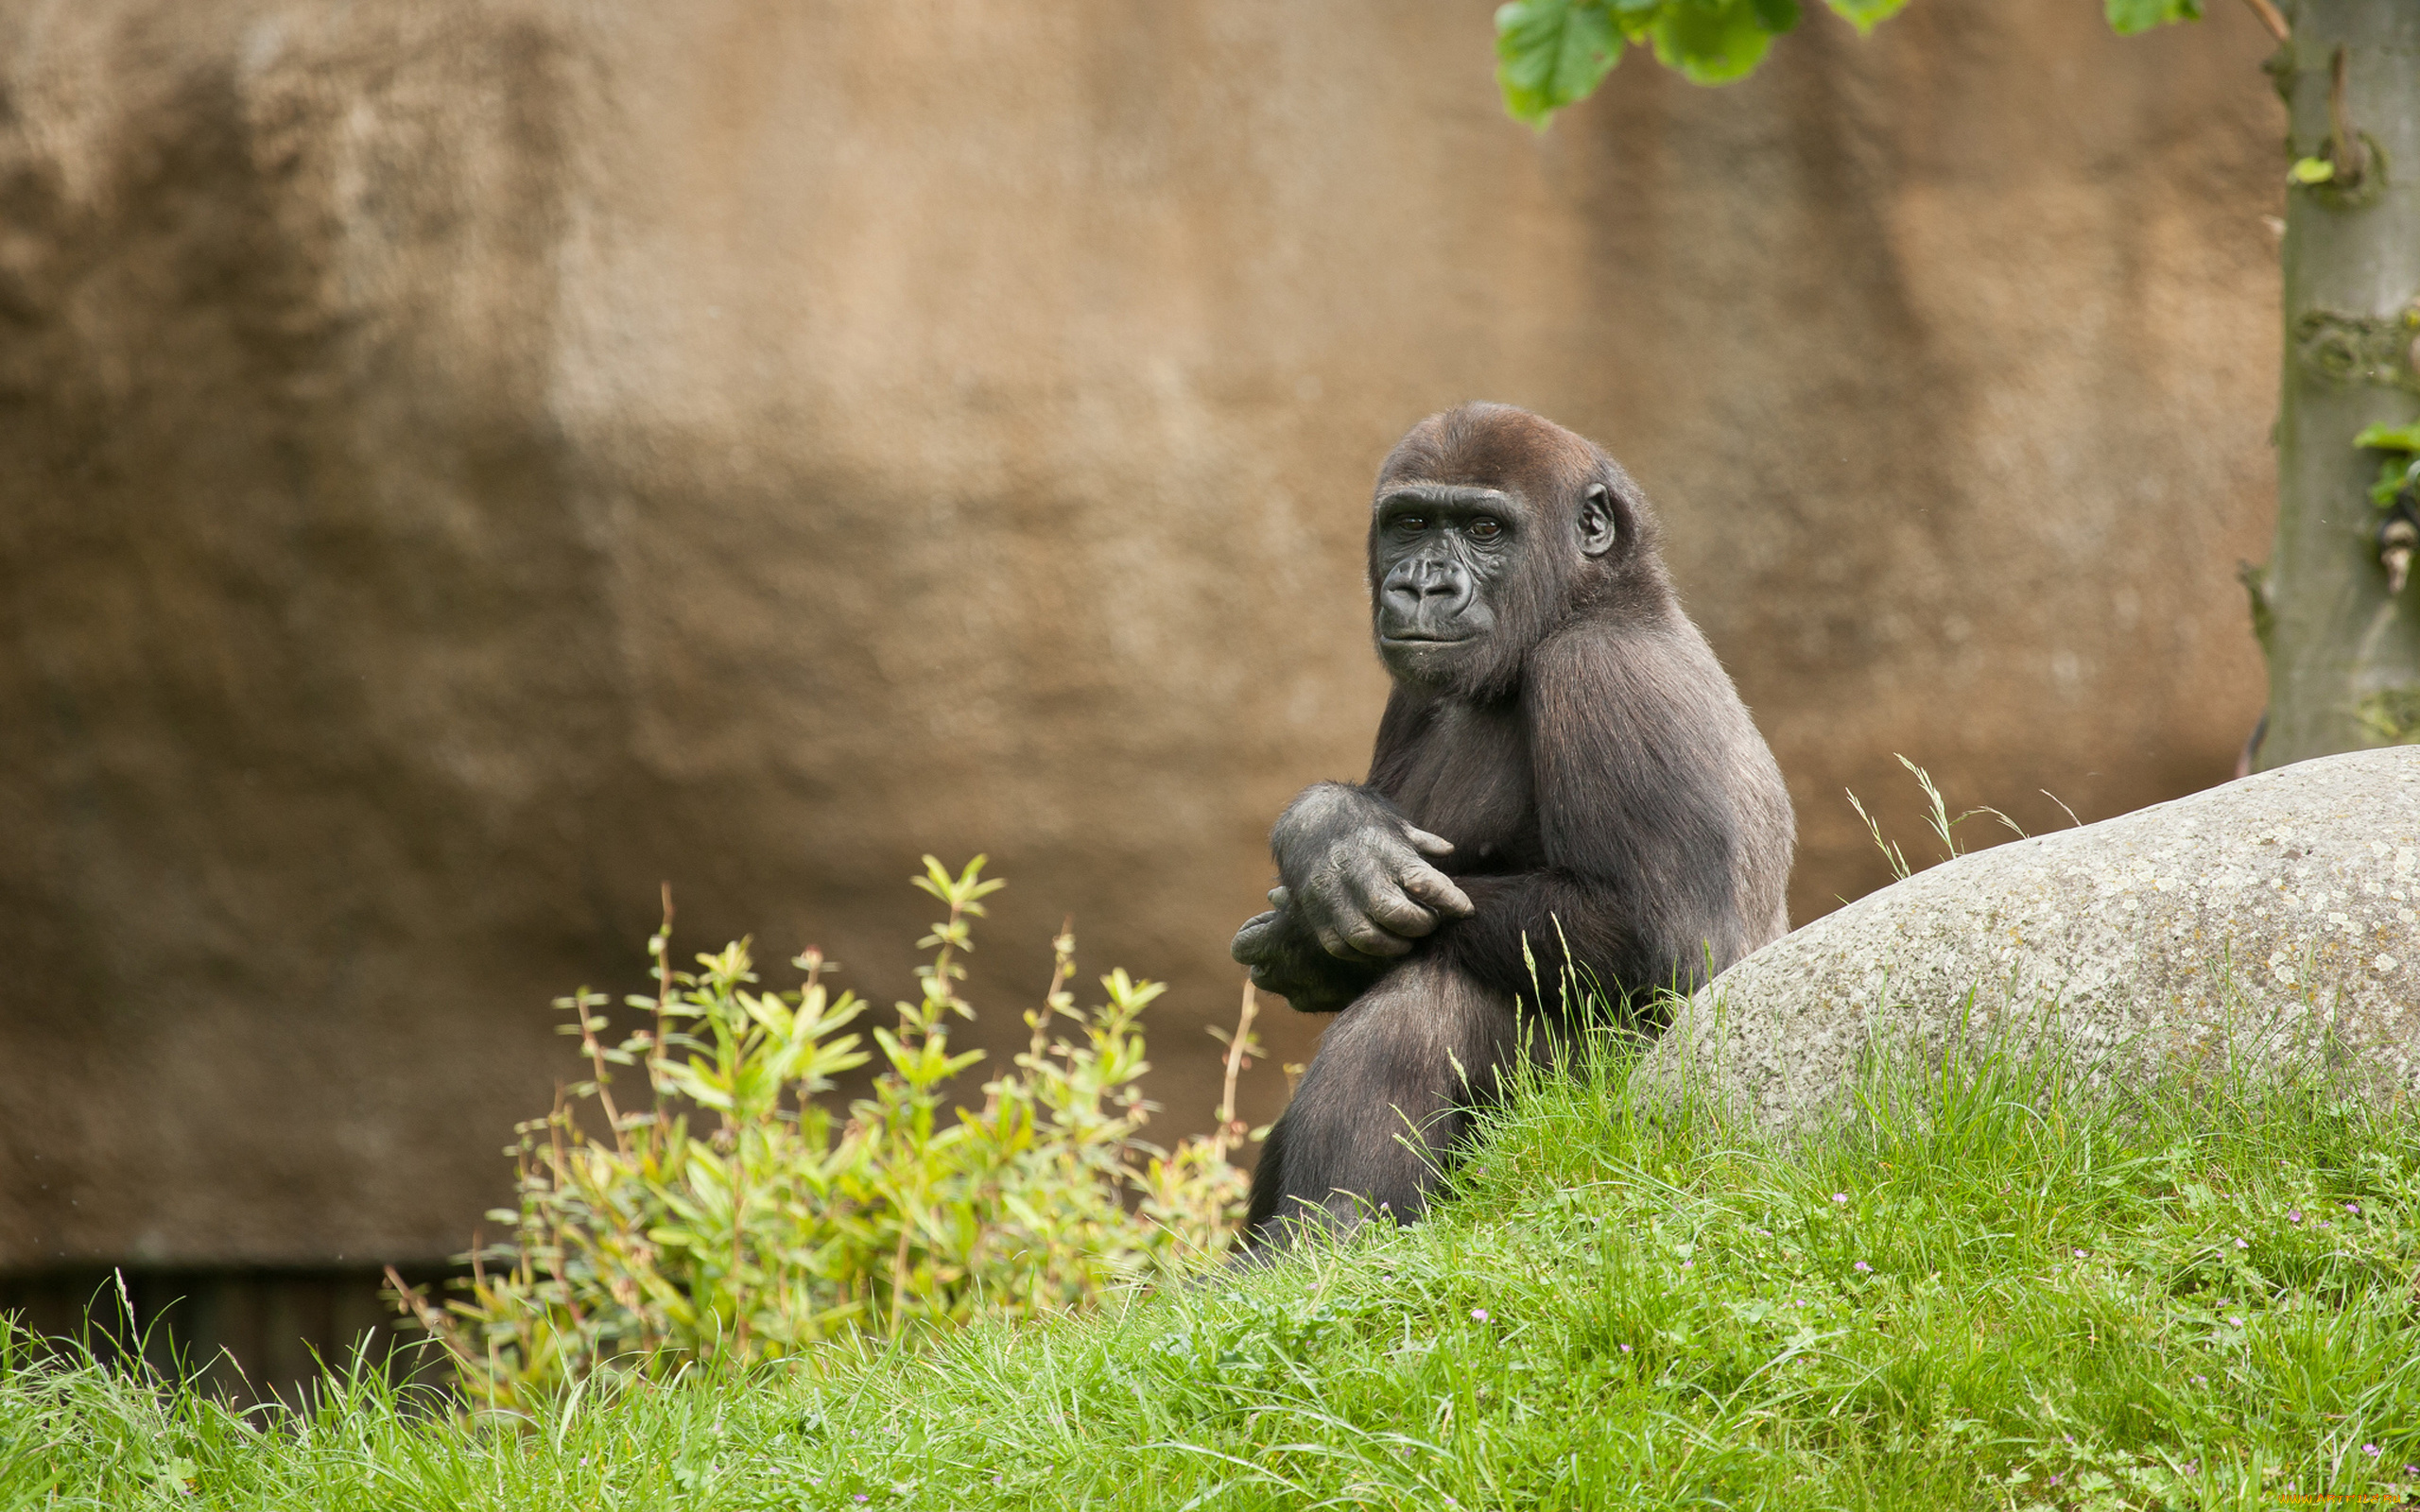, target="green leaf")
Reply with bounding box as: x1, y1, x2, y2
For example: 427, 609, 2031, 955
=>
1751, 0, 1803, 32
1824, 0, 1910, 31
2288, 156, 2336, 185
2361, 437, 2420, 507
1651, 0, 1789, 87
661, 1061, 734, 1111
2104, 0, 2203, 37
2356, 422, 2420, 454
1496, 0, 1624, 127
